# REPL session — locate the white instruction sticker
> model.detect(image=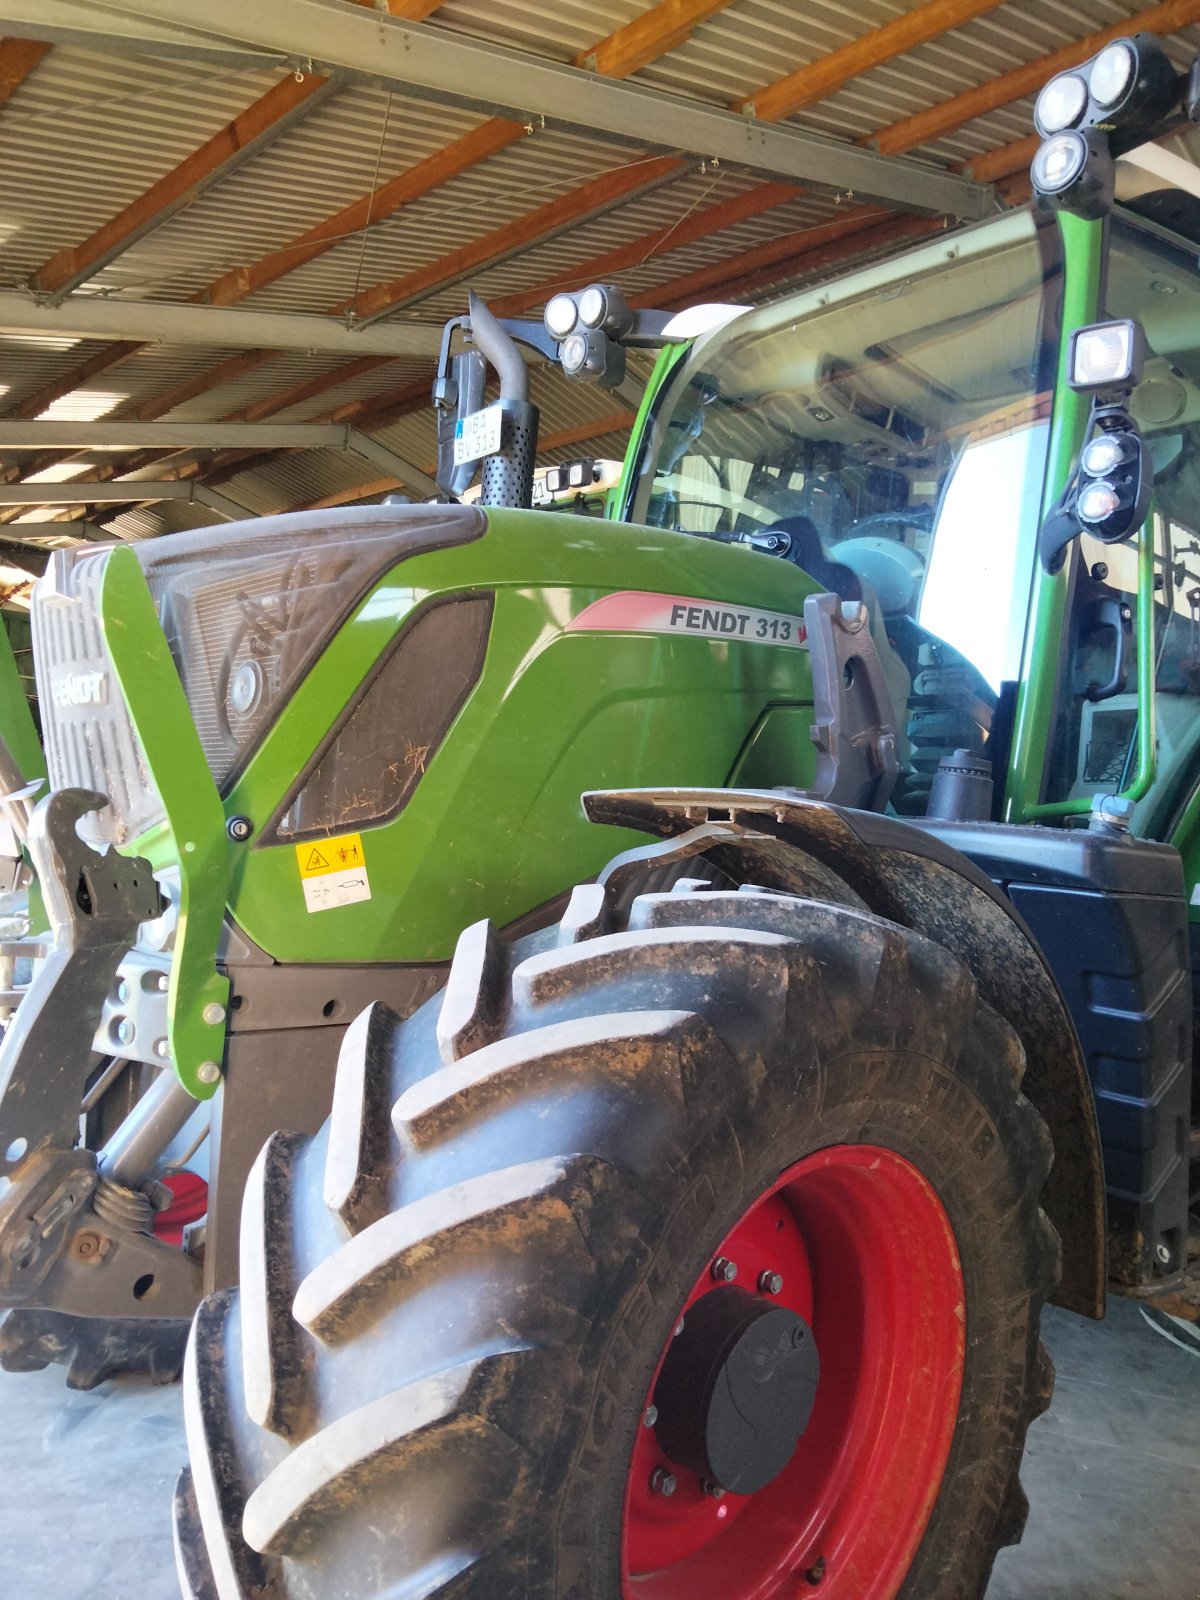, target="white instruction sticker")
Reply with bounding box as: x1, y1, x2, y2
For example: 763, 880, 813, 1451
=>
454, 403, 503, 465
